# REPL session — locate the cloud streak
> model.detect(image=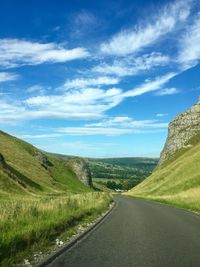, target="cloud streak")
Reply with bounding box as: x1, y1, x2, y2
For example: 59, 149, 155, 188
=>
100, 0, 192, 56
155, 87, 179, 96
178, 14, 200, 70
0, 72, 19, 82
63, 76, 120, 89
0, 72, 176, 123
0, 39, 89, 68
93, 53, 170, 77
